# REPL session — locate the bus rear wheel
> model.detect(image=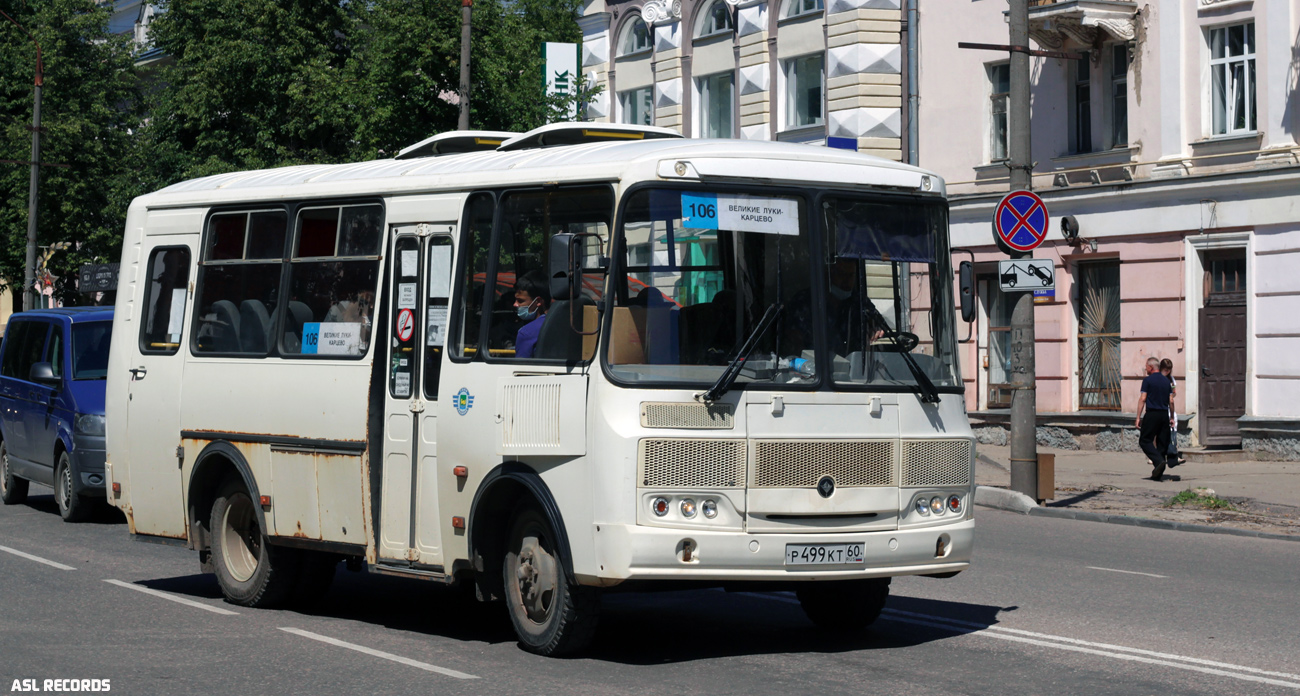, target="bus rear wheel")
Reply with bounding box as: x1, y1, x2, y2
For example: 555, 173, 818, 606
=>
502, 506, 599, 656
796, 577, 890, 632
210, 479, 299, 608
